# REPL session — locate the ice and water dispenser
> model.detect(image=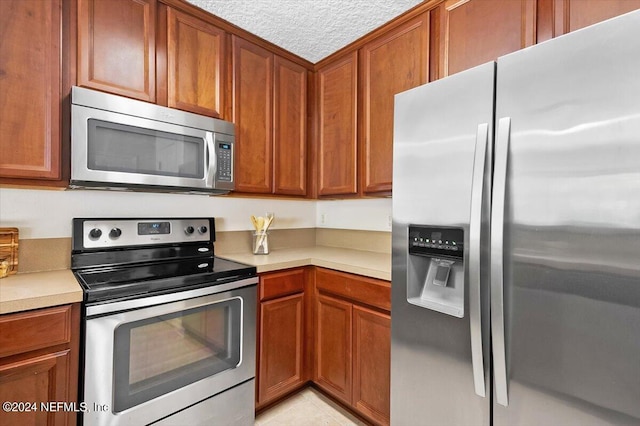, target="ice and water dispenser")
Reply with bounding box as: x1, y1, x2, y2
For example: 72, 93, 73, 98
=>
407, 225, 464, 318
